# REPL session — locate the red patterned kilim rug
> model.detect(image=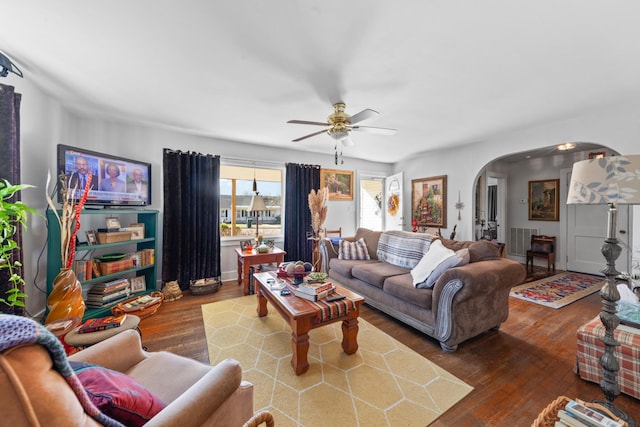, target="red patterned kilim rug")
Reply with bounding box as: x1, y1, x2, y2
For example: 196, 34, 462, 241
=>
510, 272, 604, 309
